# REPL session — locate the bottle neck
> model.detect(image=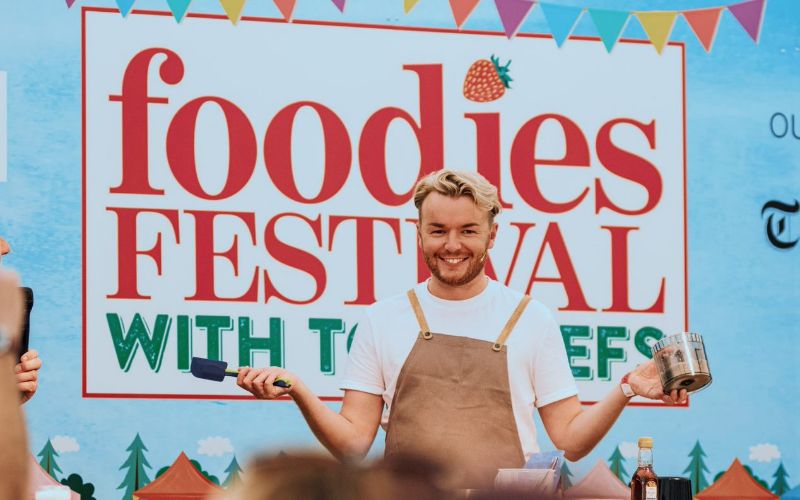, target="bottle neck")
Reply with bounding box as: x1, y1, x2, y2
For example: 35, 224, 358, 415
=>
638, 447, 653, 468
